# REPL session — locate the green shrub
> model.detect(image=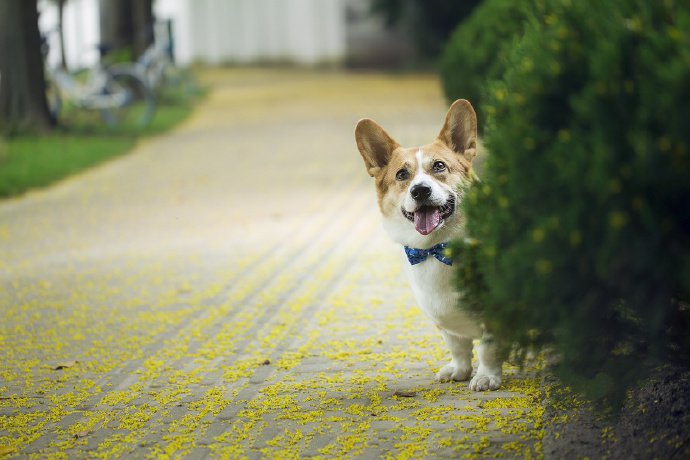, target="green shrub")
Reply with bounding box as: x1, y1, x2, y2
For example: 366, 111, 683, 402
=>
453, 0, 690, 407
439, 0, 533, 130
